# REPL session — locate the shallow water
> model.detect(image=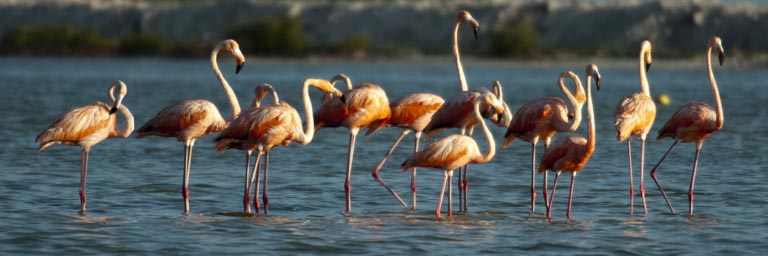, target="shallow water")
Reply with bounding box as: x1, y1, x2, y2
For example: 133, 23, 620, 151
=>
1, 57, 766, 254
